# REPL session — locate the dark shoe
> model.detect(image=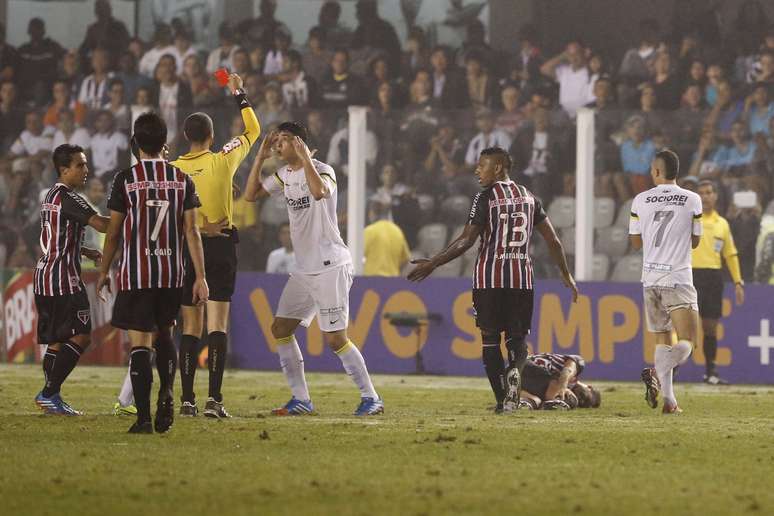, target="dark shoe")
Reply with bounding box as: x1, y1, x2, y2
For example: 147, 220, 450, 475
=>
154, 397, 174, 434
641, 367, 660, 409
179, 401, 198, 417
203, 397, 231, 419
128, 421, 153, 434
